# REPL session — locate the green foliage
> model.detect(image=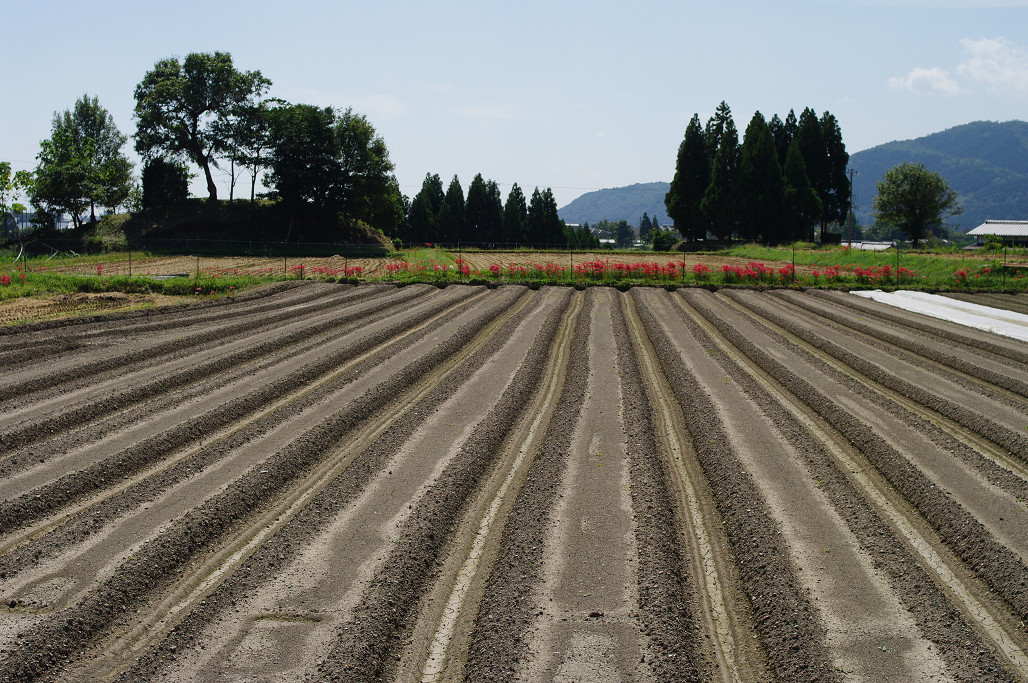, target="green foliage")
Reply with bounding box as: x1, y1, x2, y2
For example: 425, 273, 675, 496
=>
782, 140, 822, 242
31, 95, 134, 227
85, 214, 130, 252
701, 103, 740, 240
502, 183, 527, 243
134, 51, 271, 200
525, 188, 565, 246
666, 114, 710, 241
465, 174, 503, 244
820, 112, 850, 231
595, 219, 637, 247
264, 104, 340, 207
983, 234, 1005, 252
264, 104, 401, 235
407, 173, 445, 244
142, 158, 190, 210
638, 212, 657, 242
873, 162, 962, 247
438, 175, 465, 242
223, 98, 281, 202
849, 121, 1028, 232
737, 111, 784, 243
565, 223, 599, 249
652, 229, 679, 251
1, 163, 35, 238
